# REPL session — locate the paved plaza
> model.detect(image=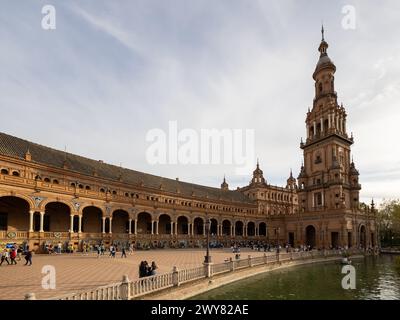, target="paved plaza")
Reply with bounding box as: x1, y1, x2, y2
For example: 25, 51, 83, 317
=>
0, 248, 271, 300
